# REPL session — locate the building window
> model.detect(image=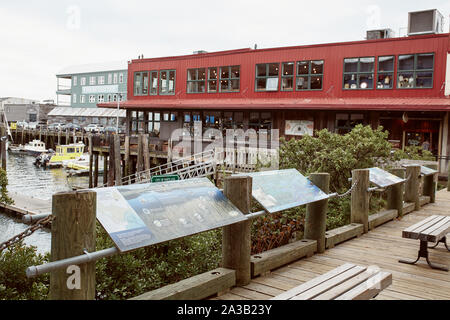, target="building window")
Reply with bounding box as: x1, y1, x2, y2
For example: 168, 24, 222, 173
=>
73, 76, 77, 86
159, 70, 176, 95
281, 62, 294, 91
249, 112, 272, 131
187, 68, 206, 93
398, 53, 434, 89
98, 76, 105, 85
80, 95, 85, 103
72, 94, 77, 104
134, 72, 148, 96
183, 112, 201, 137
343, 57, 374, 90
208, 67, 218, 93
255, 63, 279, 91
335, 113, 365, 134
219, 65, 240, 92
119, 94, 125, 102
80, 77, 86, 86
89, 76, 96, 85
119, 73, 124, 84
89, 95, 96, 103
113, 94, 117, 102
149, 71, 158, 95
162, 112, 177, 122
98, 95, 104, 103
297, 60, 324, 90
377, 56, 395, 89
204, 111, 221, 132
113, 73, 118, 84
107, 94, 112, 102
145, 112, 160, 136
108, 73, 112, 84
